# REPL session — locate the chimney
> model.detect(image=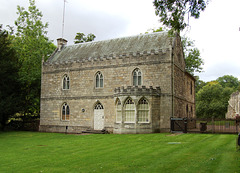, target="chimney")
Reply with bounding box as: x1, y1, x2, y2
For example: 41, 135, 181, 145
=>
57, 38, 68, 51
